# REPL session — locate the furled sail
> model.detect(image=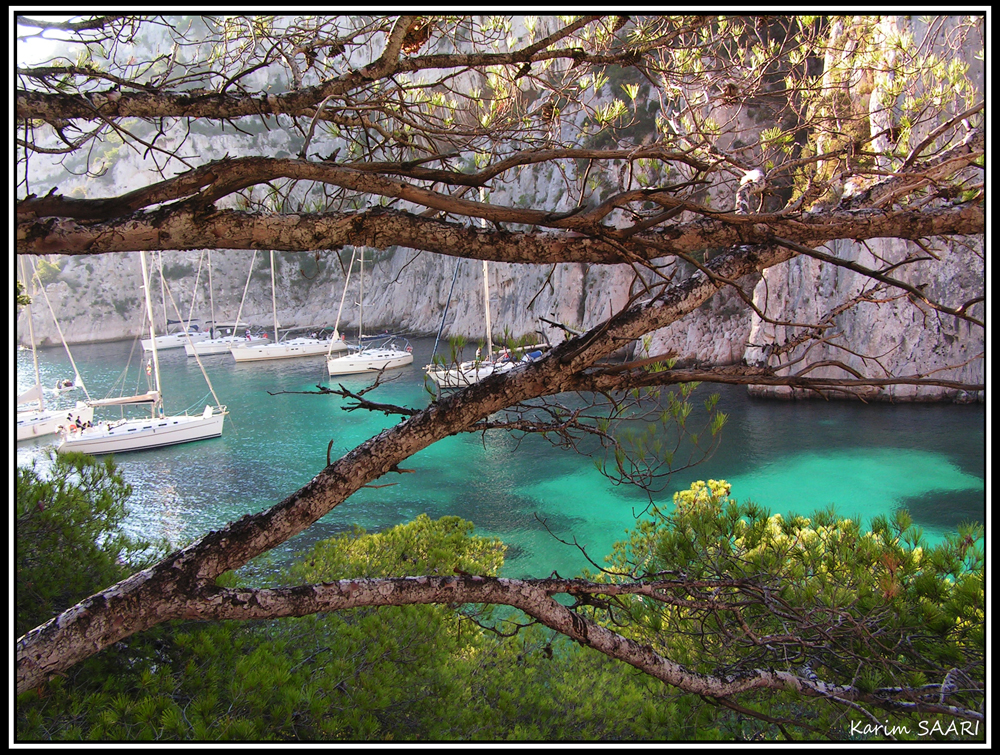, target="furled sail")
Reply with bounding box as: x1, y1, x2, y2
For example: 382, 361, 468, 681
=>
87, 391, 160, 407
18, 383, 44, 406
